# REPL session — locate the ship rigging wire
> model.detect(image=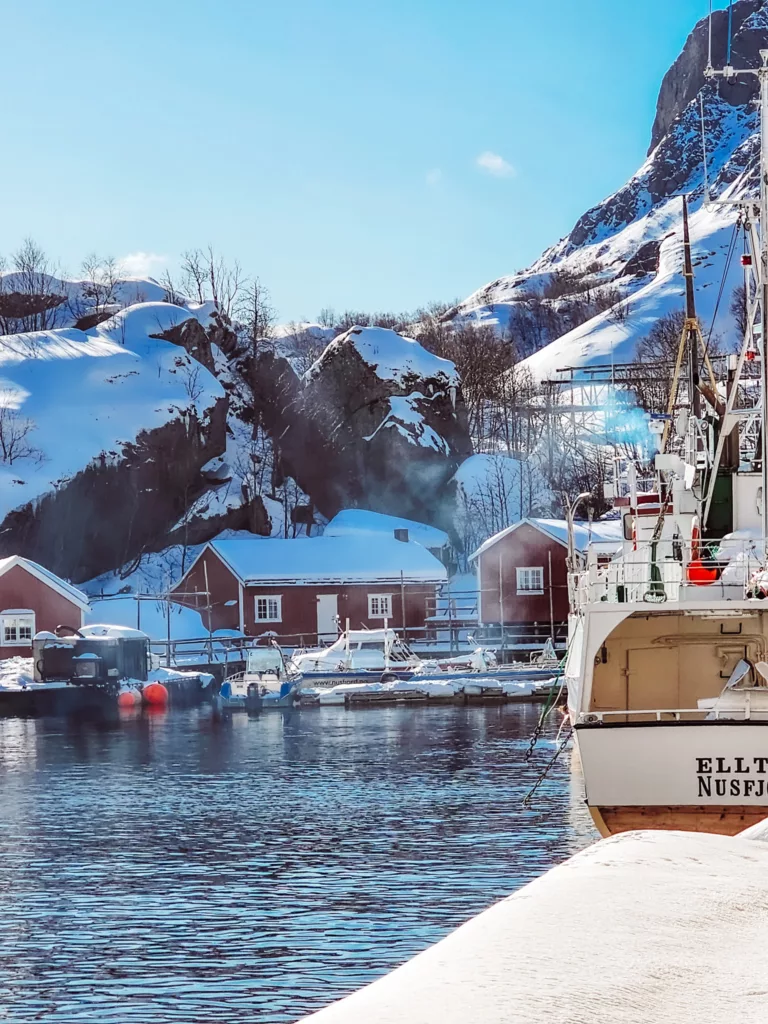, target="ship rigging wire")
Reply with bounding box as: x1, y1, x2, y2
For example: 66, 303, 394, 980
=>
727, 0, 733, 65
703, 219, 740, 359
